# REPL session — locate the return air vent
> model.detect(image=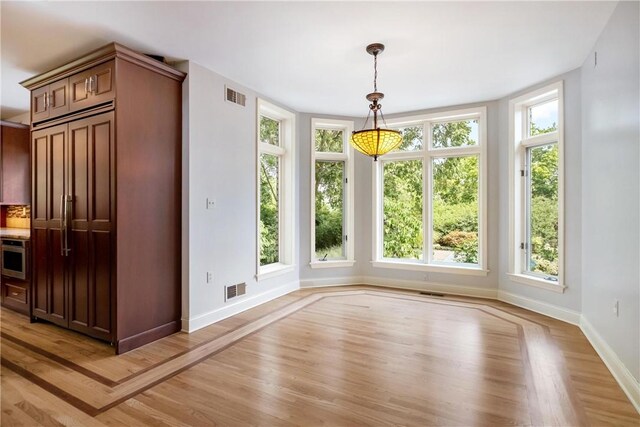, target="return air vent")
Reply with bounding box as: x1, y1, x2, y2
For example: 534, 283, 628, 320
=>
225, 282, 247, 301
419, 291, 445, 297
225, 86, 246, 107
